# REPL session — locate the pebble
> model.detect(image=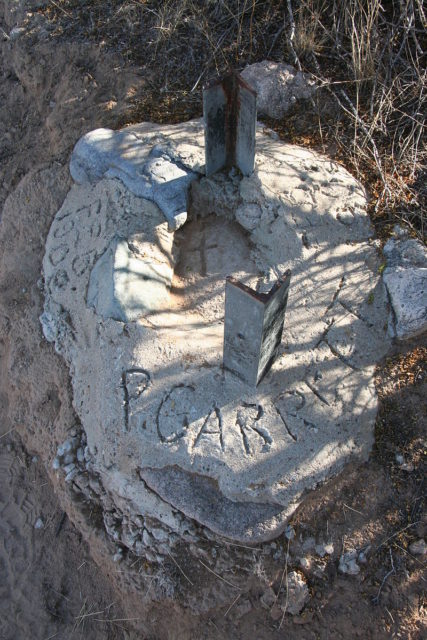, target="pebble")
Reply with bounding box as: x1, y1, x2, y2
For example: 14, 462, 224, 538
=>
315, 542, 334, 557
395, 453, 414, 471
9, 27, 26, 41
63, 463, 75, 475
76, 447, 85, 463
285, 525, 296, 540
112, 549, 123, 563
409, 539, 426, 556
358, 545, 371, 564
260, 587, 276, 610
151, 527, 169, 543
281, 571, 310, 615
63, 439, 73, 453
34, 517, 44, 529
339, 549, 360, 575
270, 604, 282, 621
52, 457, 61, 470
299, 557, 311, 570
65, 468, 78, 483
142, 529, 152, 546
